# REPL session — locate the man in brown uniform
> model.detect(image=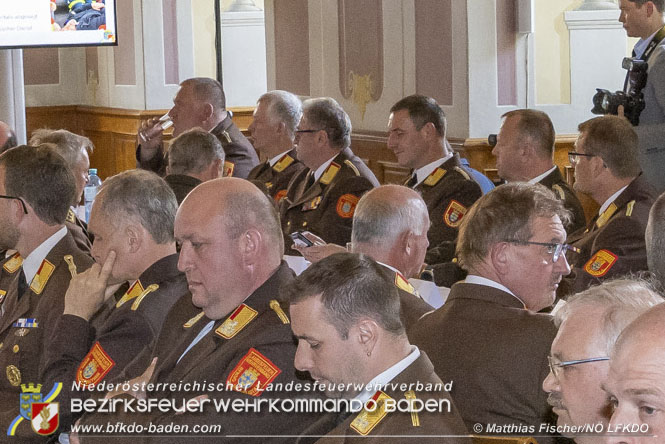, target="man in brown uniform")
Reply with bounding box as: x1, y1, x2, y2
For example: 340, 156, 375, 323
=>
281, 98, 378, 253
561, 116, 656, 296
137, 77, 258, 179
29, 128, 95, 252
247, 90, 305, 202
410, 183, 572, 442
0, 145, 94, 438
76, 178, 319, 443
491, 109, 586, 234
288, 253, 467, 443
43, 170, 188, 433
